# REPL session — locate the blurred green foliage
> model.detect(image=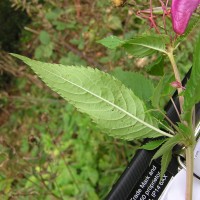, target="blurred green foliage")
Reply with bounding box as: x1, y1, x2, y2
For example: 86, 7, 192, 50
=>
0, 0, 141, 199
0, 0, 199, 199
0, 76, 137, 199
